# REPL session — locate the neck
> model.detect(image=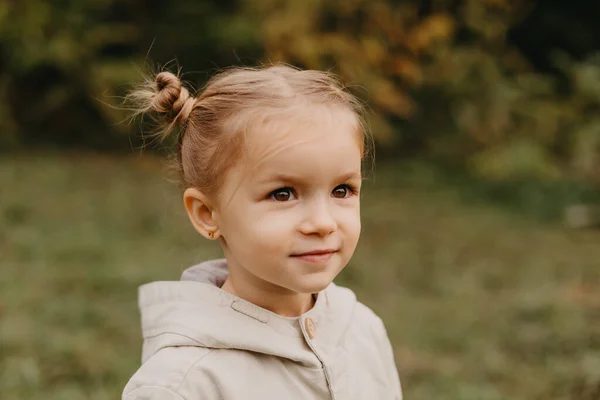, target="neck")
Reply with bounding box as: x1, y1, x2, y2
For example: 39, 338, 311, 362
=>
220, 263, 315, 318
